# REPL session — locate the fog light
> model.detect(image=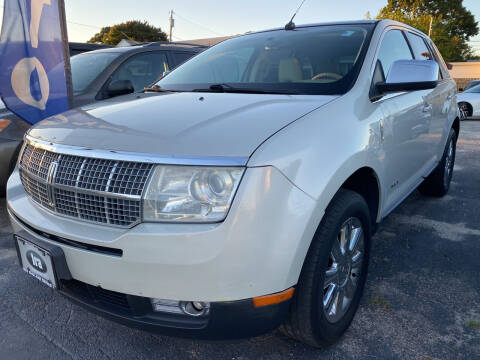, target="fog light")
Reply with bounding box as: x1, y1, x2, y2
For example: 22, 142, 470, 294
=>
192, 302, 204, 311
150, 298, 210, 316
181, 301, 210, 316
